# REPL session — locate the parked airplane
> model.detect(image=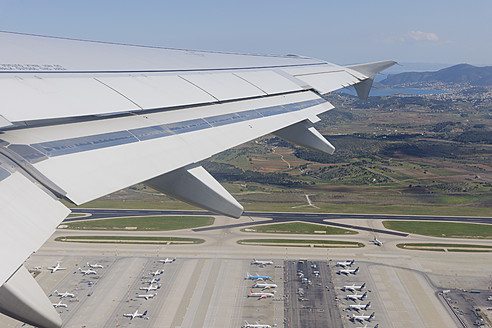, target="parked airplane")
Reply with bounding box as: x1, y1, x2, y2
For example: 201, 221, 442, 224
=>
336, 260, 354, 267
78, 268, 97, 275
150, 270, 163, 276
356, 324, 379, 328
87, 262, 104, 269
346, 292, 368, 302
251, 259, 273, 266
244, 321, 272, 328
139, 285, 160, 293
252, 282, 277, 290
247, 272, 272, 281
123, 310, 148, 320
159, 257, 176, 264
342, 283, 366, 292
144, 278, 161, 285
351, 312, 375, 323
52, 301, 67, 309
48, 262, 65, 273
248, 289, 275, 299
373, 237, 383, 246
137, 293, 157, 300
53, 290, 75, 298
338, 267, 359, 275
0, 30, 395, 328
348, 302, 371, 312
